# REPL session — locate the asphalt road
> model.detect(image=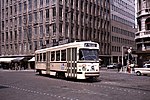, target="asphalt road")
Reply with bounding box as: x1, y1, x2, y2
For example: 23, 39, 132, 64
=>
0, 69, 150, 100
